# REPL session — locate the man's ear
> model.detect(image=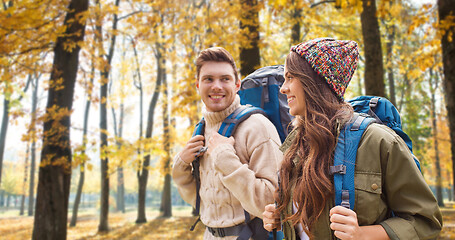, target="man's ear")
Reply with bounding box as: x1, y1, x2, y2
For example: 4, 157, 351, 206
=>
235, 79, 241, 92
196, 79, 199, 90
